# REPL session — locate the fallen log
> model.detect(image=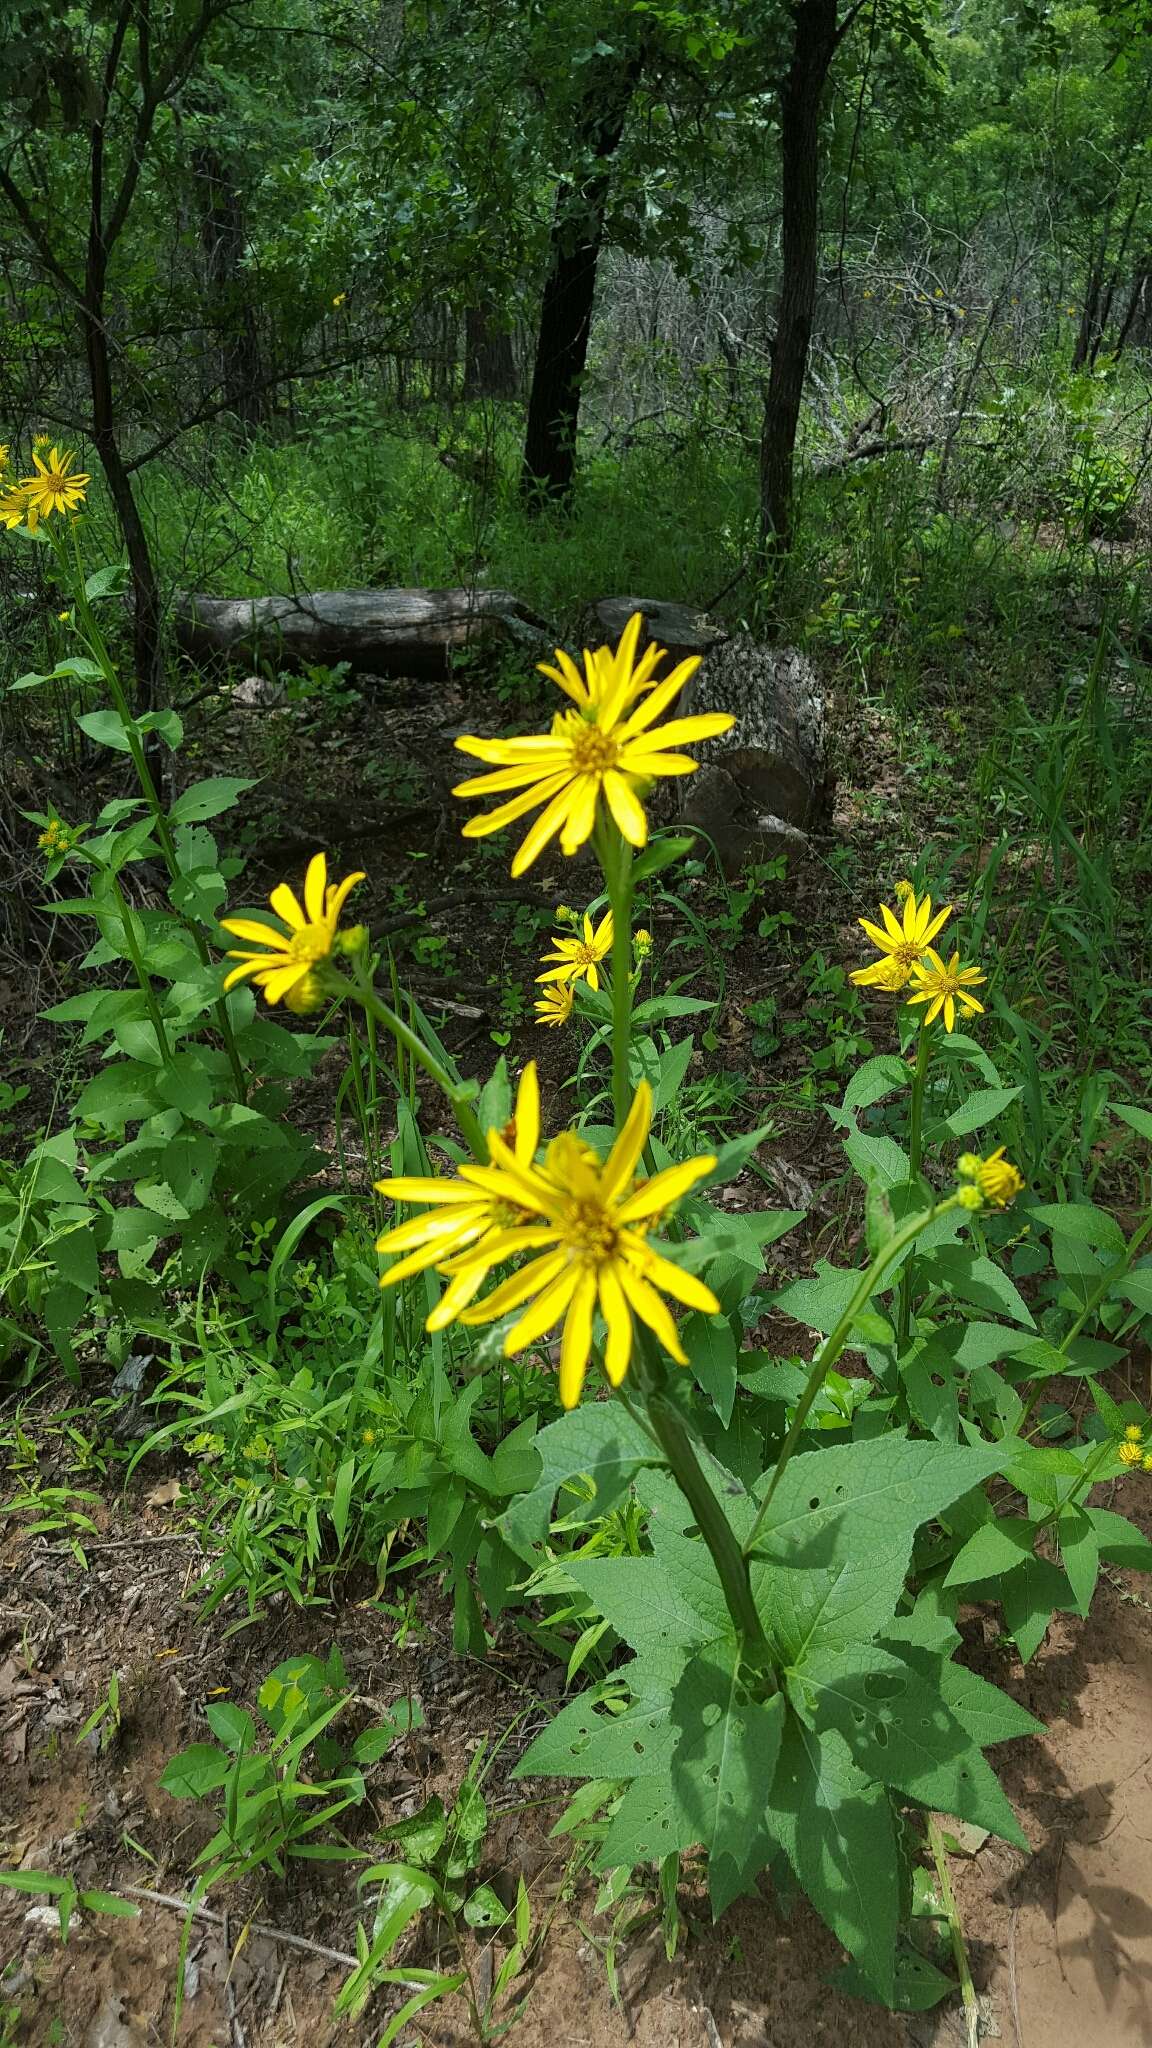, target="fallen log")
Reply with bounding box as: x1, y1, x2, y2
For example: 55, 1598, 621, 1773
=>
174, 586, 554, 679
